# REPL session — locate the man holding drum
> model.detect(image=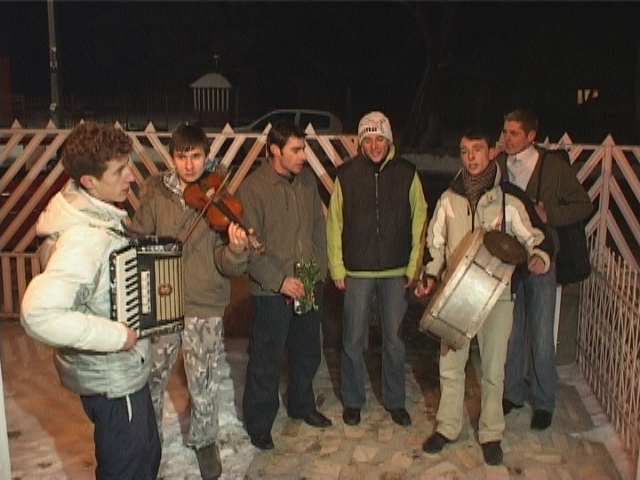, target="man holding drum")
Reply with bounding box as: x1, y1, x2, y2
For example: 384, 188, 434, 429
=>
414, 129, 553, 465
